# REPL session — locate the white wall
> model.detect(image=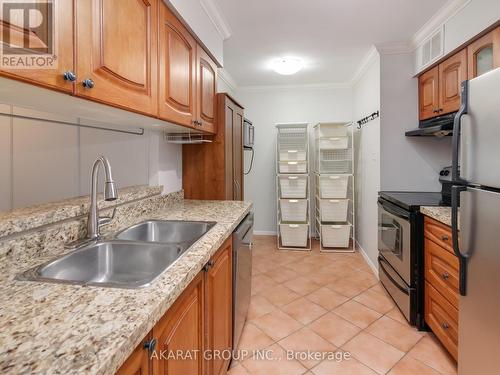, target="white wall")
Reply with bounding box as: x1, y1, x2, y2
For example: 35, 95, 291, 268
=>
444, 0, 500, 55
380, 52, 452, 191
353, 53, 381, 270
237, 85, 353, 234
0, 105, 182, 211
